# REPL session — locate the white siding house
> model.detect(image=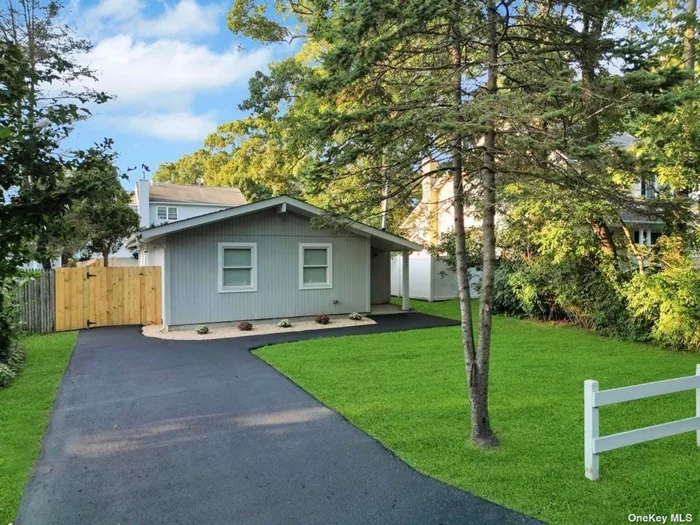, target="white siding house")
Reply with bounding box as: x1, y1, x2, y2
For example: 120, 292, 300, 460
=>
391, 159, 482, 300
114, 180, 248, 266
394, 143, 674, 301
